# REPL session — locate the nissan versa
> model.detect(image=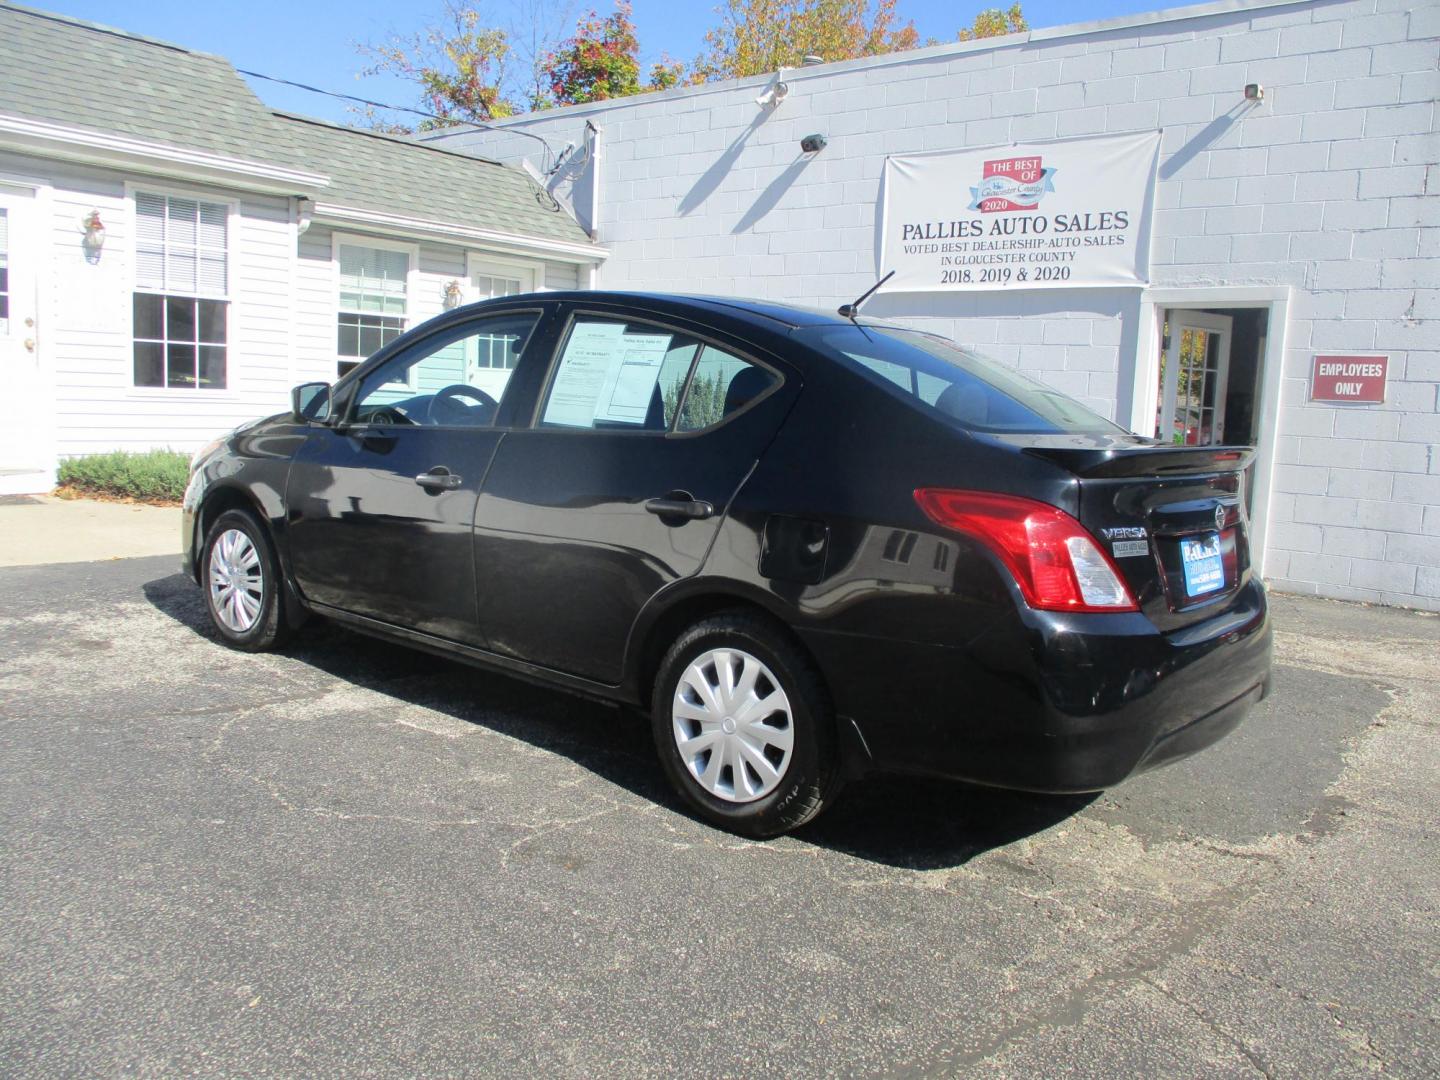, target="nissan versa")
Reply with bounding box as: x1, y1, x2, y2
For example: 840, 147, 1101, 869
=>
183, 292, 1273, 837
